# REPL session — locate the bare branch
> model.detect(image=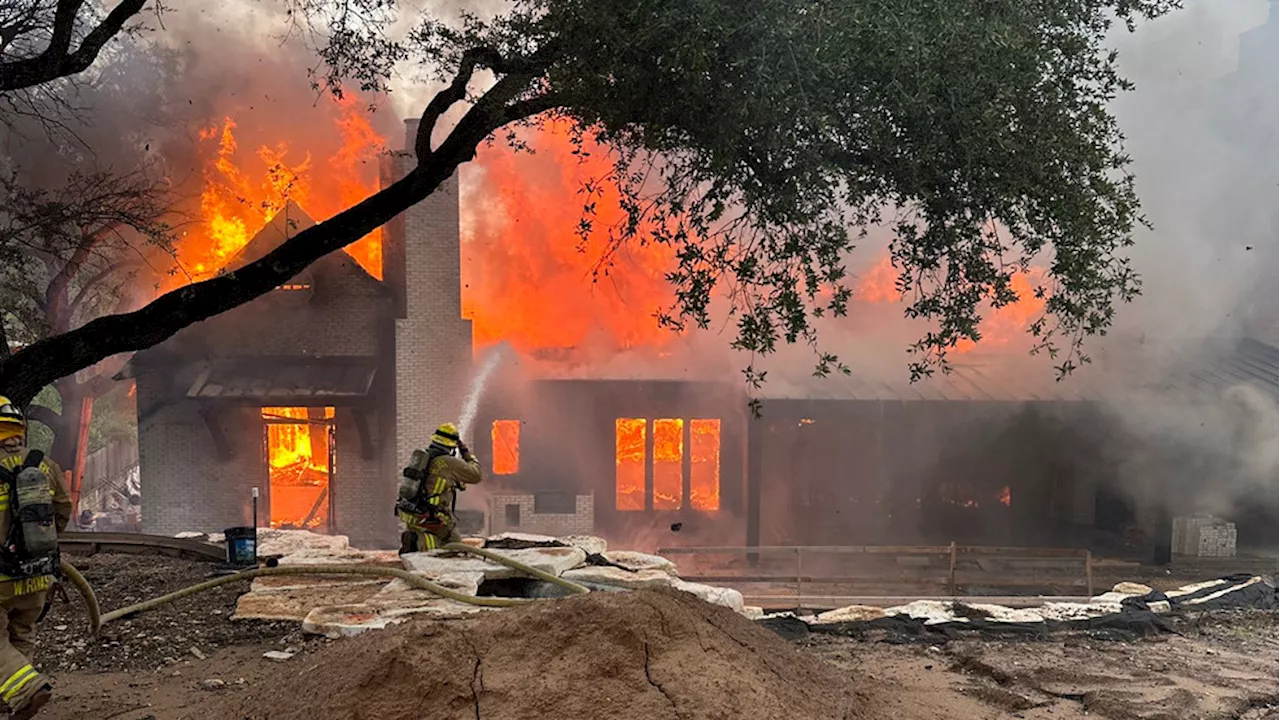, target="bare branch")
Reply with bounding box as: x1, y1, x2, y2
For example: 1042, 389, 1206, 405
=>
1, 60, 560, 405
417, 47, 504, 160
0, 0, 147, 92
